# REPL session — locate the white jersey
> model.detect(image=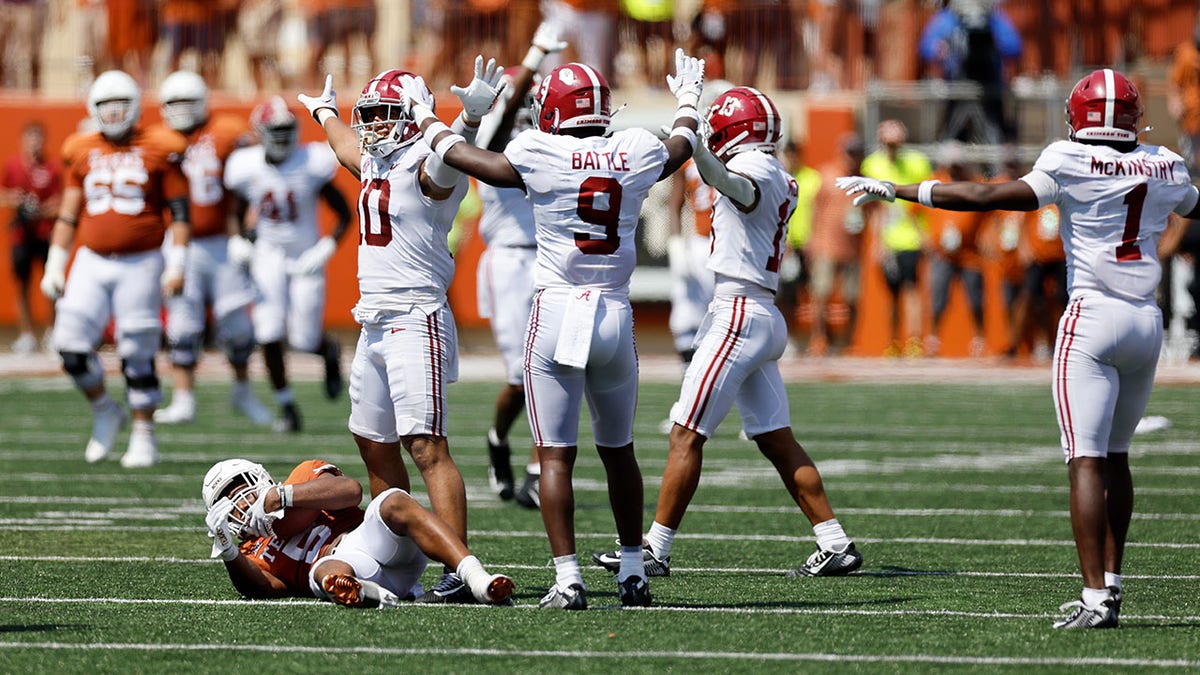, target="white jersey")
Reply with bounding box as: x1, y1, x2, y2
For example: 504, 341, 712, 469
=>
505, 127, 668, 294
1021, 140, 1199, 304
224, 143, 338, 255
477, 182, 536, 248
706, 151, 799, 293
355, 140, 467, 312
